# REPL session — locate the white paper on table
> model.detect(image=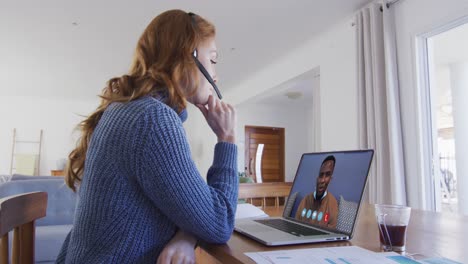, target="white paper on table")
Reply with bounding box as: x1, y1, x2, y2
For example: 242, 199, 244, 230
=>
235, 203, 269, 220
245, 246, 417, 264
376, 252, 462, 264
419, 258, 462, 264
